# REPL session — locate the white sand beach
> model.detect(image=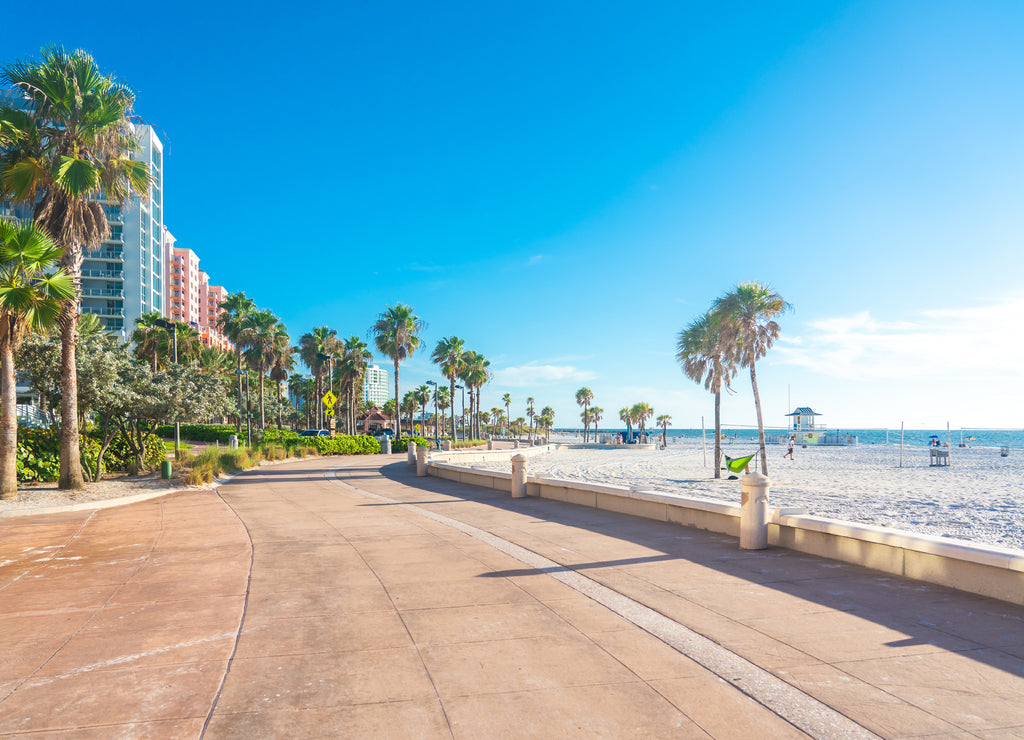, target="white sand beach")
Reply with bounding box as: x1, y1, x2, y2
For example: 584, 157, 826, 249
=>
476, 438, 1024, 550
